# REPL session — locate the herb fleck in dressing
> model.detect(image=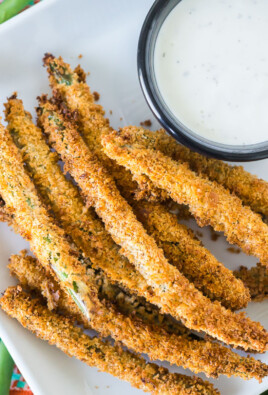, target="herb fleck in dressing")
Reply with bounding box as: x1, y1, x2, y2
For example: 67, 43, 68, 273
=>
154, 0, 268, 146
